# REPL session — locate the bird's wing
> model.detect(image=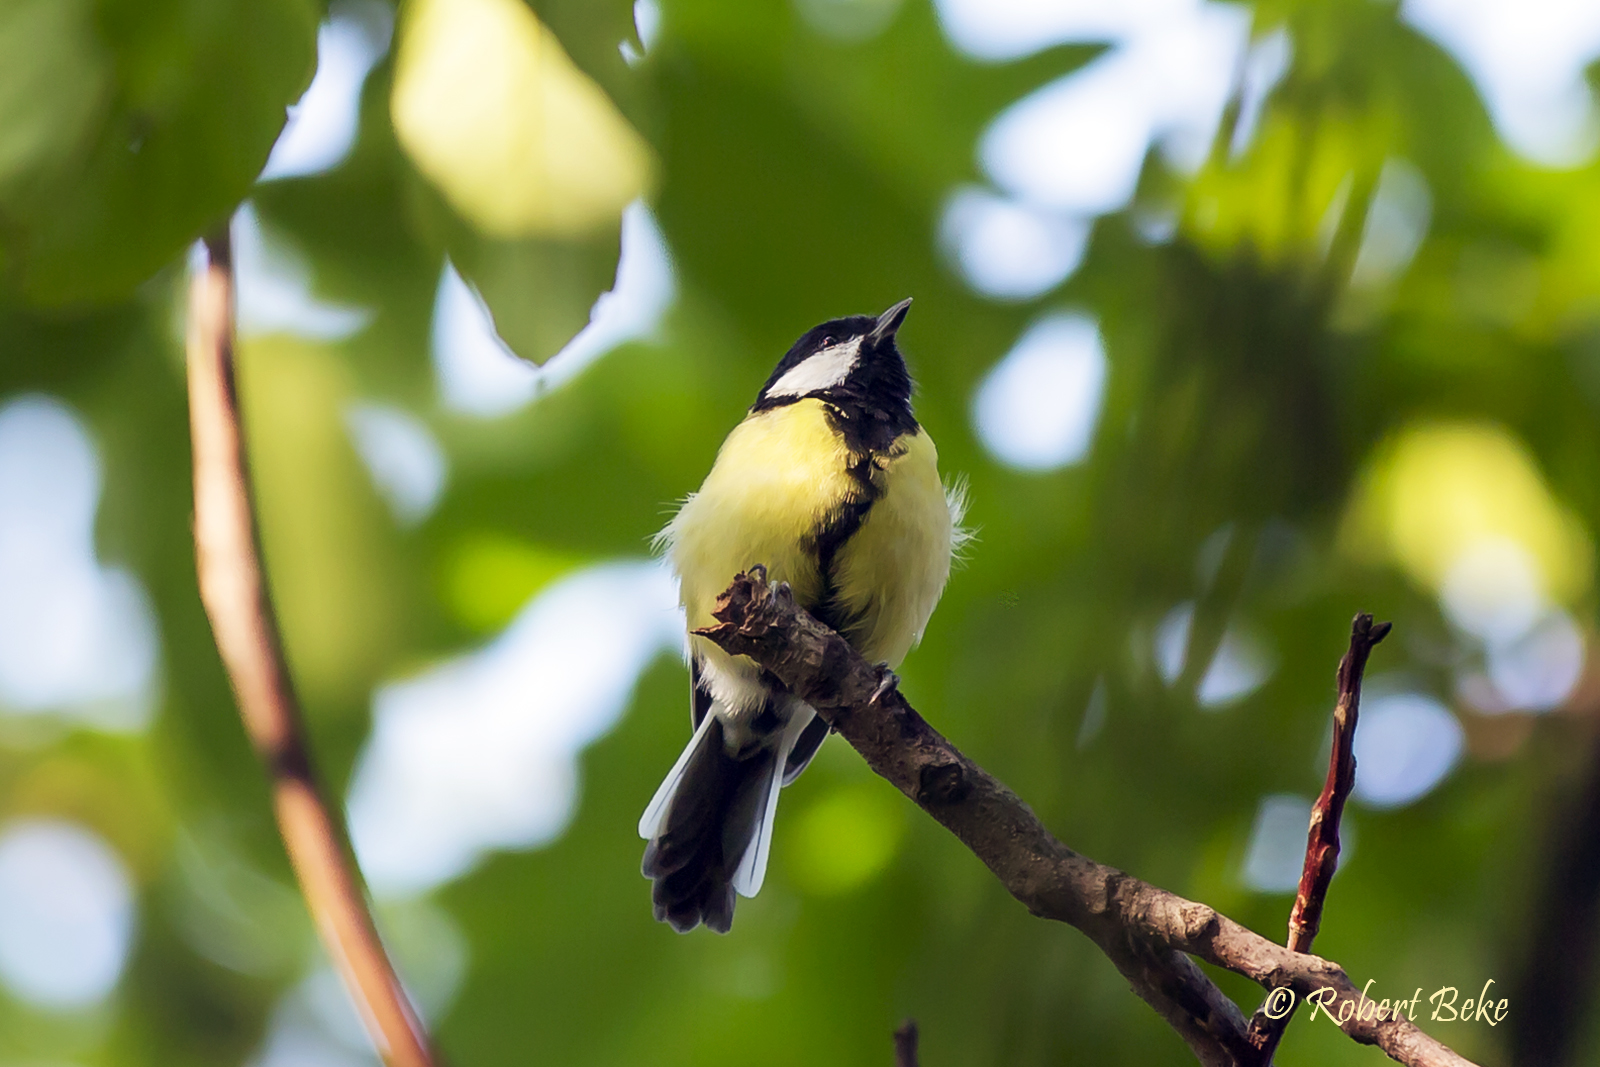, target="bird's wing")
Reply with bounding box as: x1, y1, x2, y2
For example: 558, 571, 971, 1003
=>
690, 658, 713, 730
730, 709, 812, 897
782, 711, 830, 784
